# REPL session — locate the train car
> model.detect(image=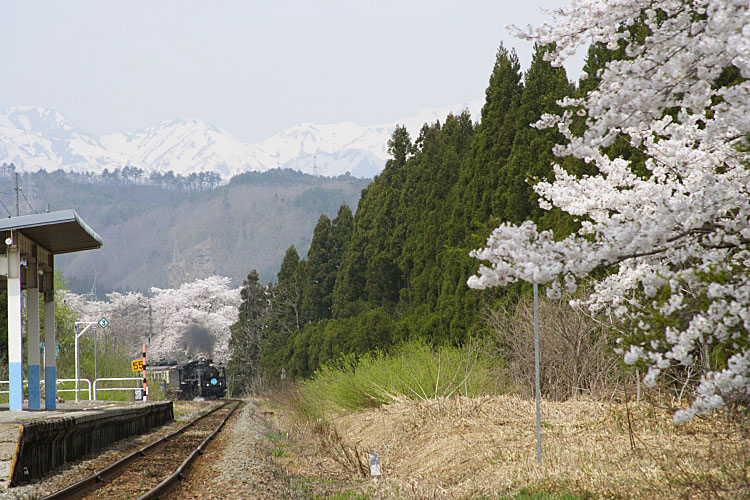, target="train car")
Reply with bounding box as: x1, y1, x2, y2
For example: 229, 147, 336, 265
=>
148, 359, 227, 400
